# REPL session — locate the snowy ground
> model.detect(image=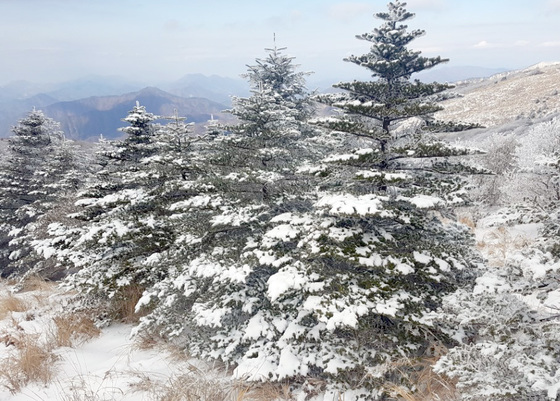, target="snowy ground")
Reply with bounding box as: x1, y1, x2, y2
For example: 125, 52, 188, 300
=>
0, 281, 240, 401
